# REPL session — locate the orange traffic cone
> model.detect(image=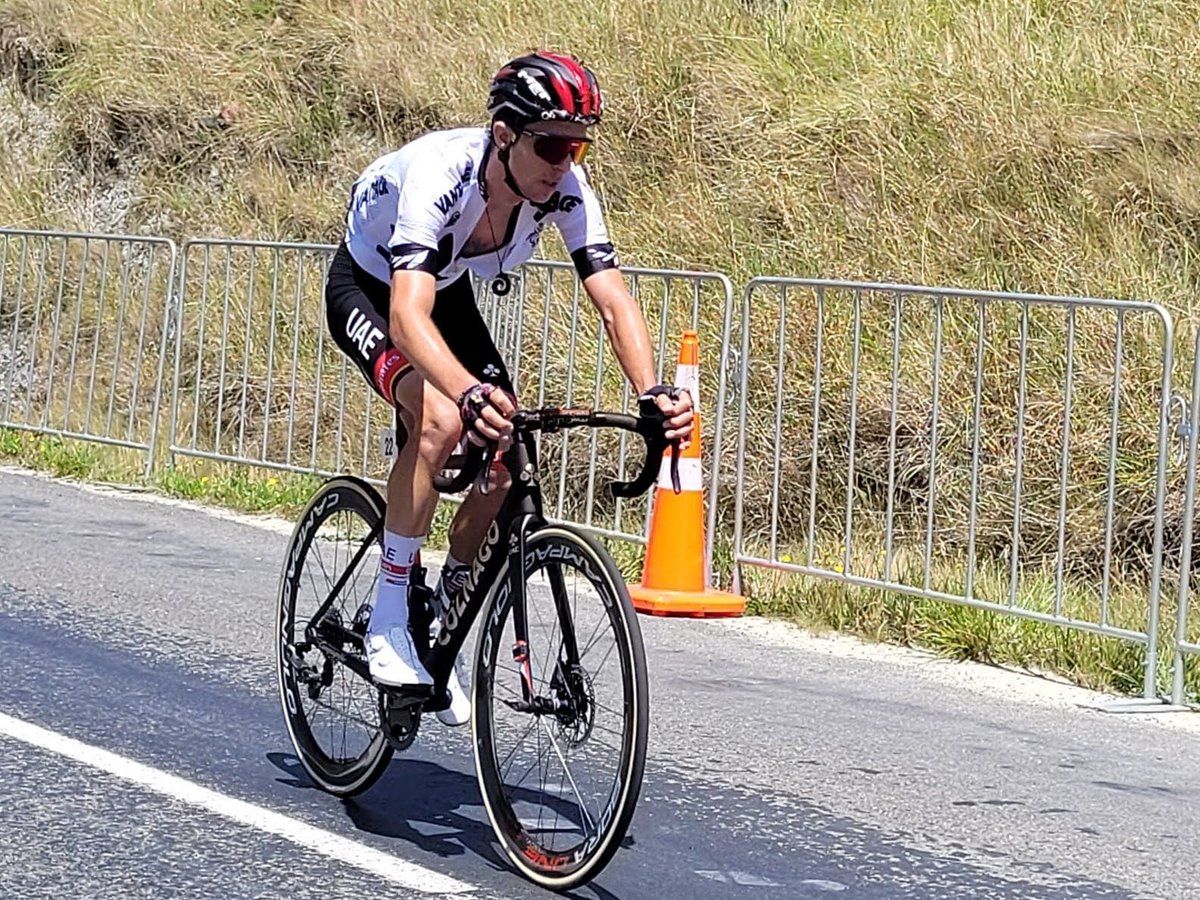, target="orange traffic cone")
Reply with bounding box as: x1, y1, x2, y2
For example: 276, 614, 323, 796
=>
629, 330, 746, 618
